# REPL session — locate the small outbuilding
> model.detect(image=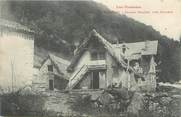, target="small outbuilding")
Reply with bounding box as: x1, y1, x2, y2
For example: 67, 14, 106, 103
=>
32, 54, 70, 91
